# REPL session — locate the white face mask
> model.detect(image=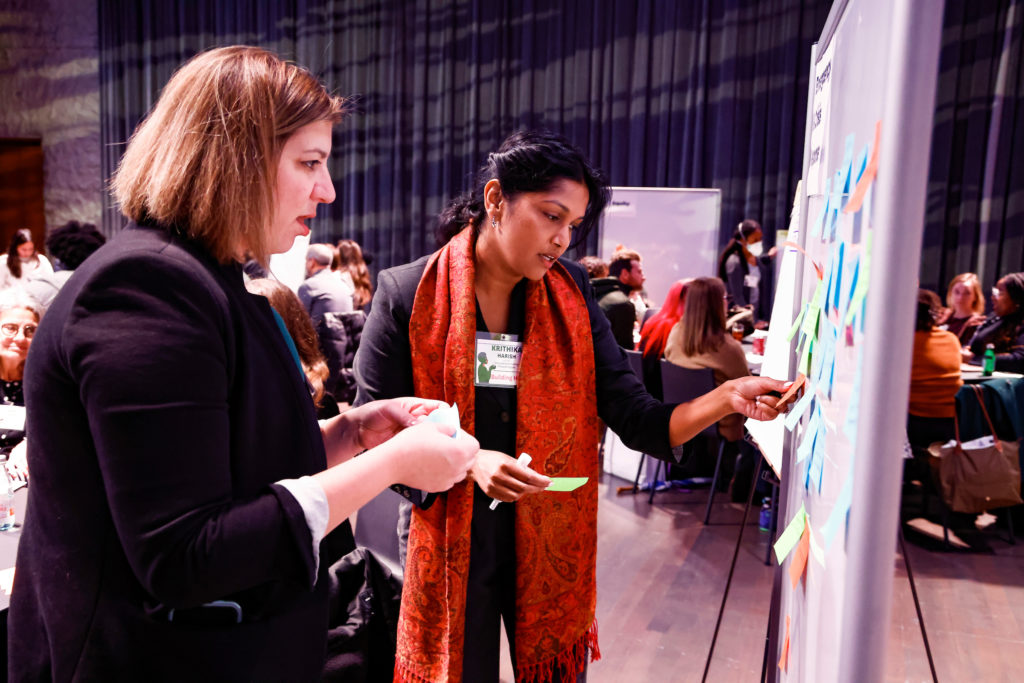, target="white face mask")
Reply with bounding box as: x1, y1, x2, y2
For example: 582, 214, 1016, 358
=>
747, 241, 763, 258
